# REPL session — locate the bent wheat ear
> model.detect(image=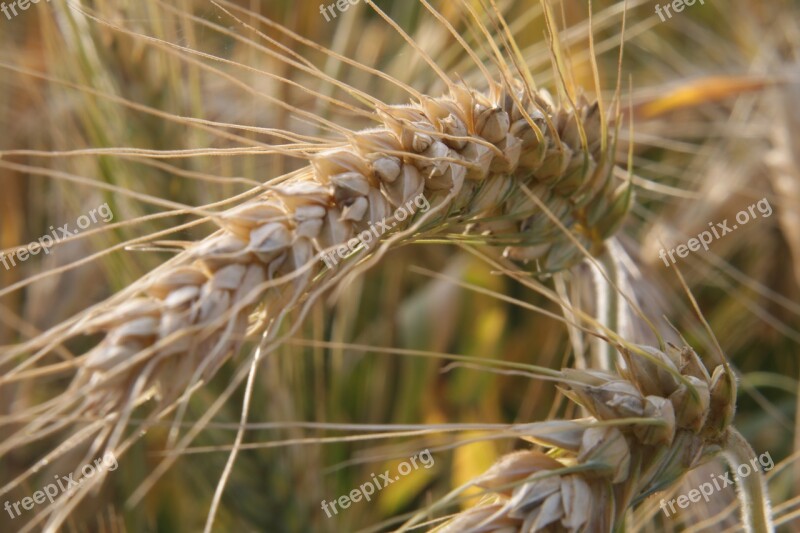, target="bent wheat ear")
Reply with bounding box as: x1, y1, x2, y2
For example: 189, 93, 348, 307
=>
426, 341, 771, 532
25, 78, 626, 417
2, 74, 629, 530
